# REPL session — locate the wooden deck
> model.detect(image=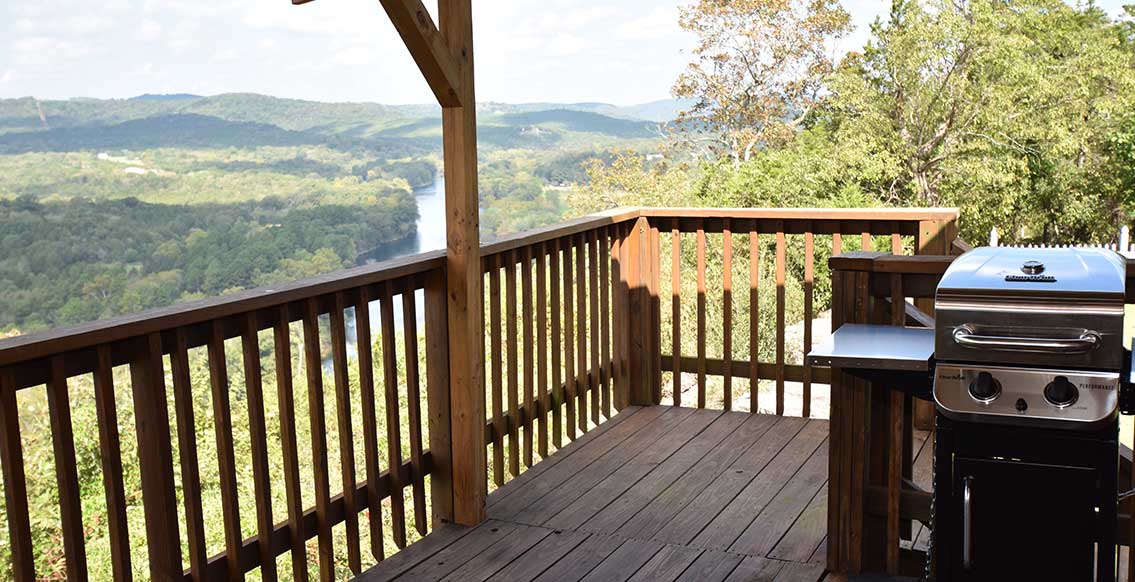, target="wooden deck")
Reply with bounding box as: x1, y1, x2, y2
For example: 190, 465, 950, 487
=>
358, 405, 920, 582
